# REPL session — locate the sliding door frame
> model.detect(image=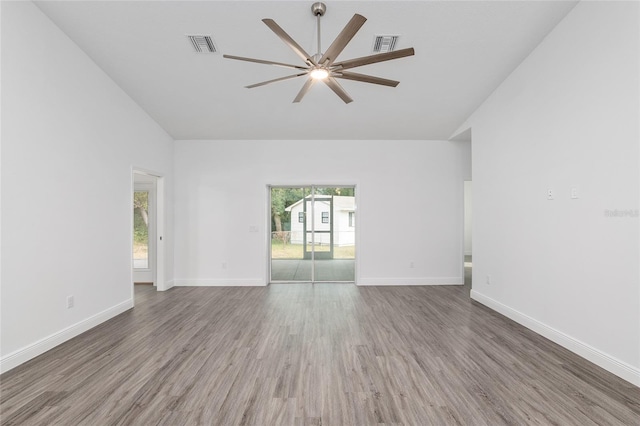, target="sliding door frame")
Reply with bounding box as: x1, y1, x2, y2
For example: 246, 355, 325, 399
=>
267, 184, 358, 284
